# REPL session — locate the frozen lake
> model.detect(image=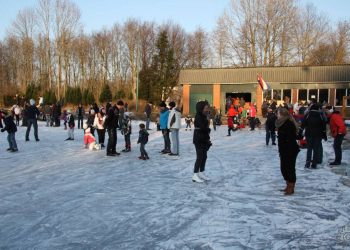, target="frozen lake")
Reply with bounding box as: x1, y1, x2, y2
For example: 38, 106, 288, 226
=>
0, 120, 349, 249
